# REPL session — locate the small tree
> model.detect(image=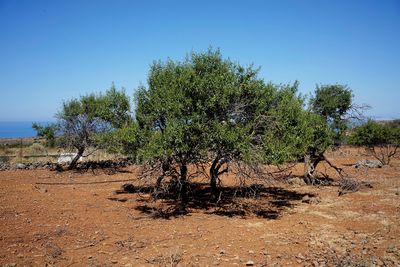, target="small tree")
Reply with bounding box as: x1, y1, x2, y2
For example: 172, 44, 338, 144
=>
310, 84, 353, 144
56, 86, 131, 170
261, 85, 334, 184
348, 120, 400, 165
300, 112, 334, 184
292, 84, 366, 184
32, 123, 57, 147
